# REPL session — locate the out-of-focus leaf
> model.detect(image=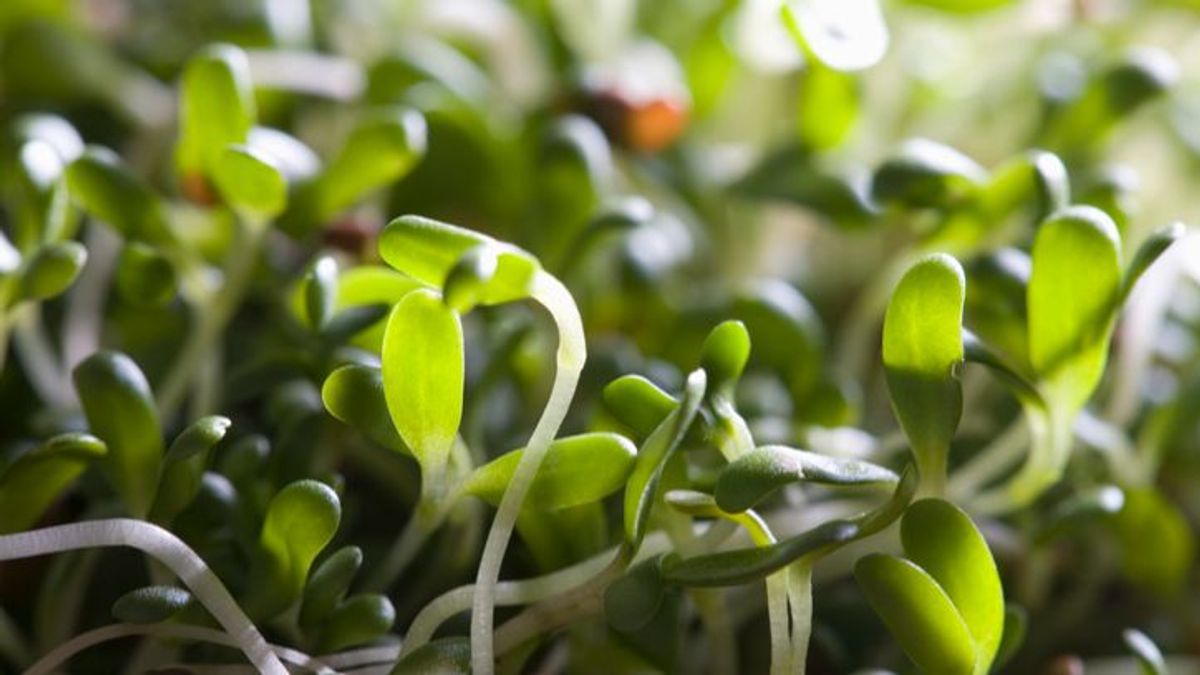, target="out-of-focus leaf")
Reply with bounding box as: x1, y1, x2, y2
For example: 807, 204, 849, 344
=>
1111, 488, 1194, 598
871, 139, 986, 210
782, 0, 888, 72
1123, 629, 1167, 675
115, 242, 177, 307
0, 433, 106, 534
17, 241, 86, 302
1120, 222, 1185, 302
65, 147, 168, 243
315, 108, 426, 220
605, 554, 668, 632
798, 61, 859, 150
111, 586, 193, 624
73, 351, 163, 518
212, 144, 287, 220
176, 44, 255, 180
